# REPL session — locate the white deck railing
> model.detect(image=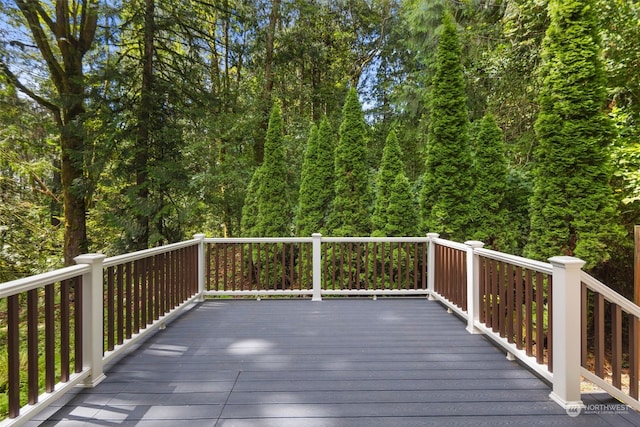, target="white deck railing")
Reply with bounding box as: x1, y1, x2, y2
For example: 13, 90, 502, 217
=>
1, 232, 639, 425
